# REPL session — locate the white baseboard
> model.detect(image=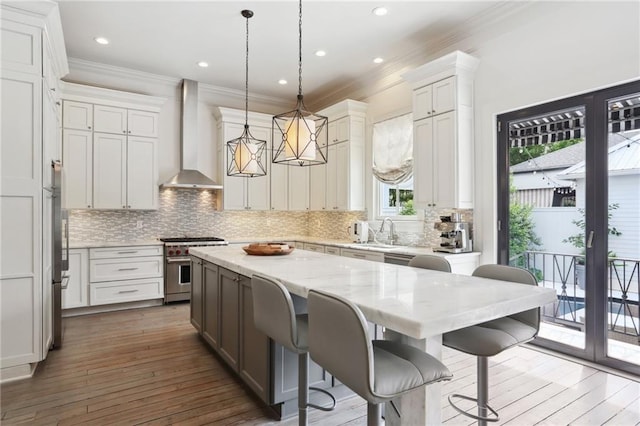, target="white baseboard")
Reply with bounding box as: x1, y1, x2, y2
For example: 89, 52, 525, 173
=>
62, 298, 164, 317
